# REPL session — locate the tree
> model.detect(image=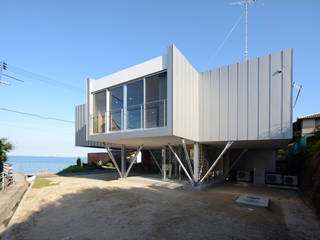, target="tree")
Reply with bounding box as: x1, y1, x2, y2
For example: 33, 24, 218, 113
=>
0, 138, 13, 163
